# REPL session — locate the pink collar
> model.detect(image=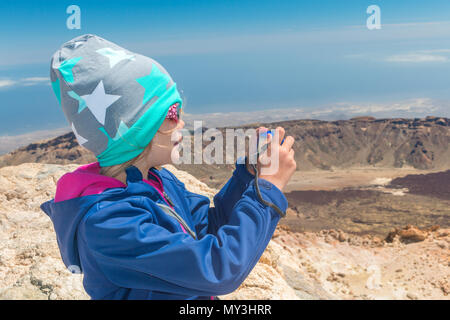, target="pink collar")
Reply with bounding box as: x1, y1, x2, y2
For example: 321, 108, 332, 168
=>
54, 162, 163, 202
